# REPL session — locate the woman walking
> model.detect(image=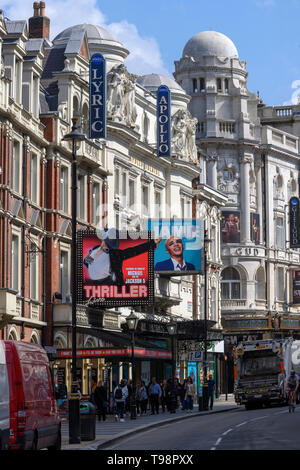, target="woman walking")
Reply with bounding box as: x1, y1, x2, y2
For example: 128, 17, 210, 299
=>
184, 376, 196, 412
